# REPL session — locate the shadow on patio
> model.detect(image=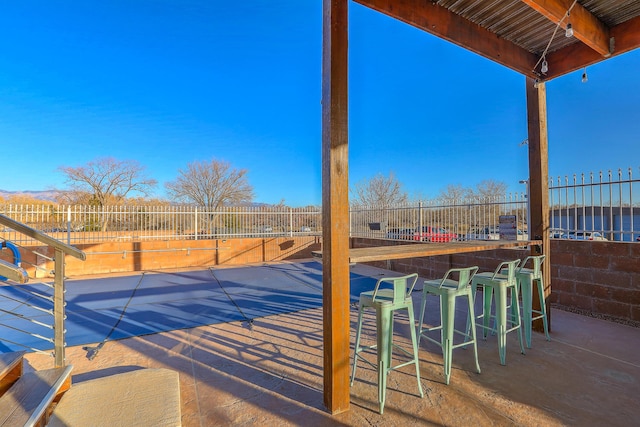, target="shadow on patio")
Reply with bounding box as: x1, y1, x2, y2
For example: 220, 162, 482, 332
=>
25, 296, 639, 426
